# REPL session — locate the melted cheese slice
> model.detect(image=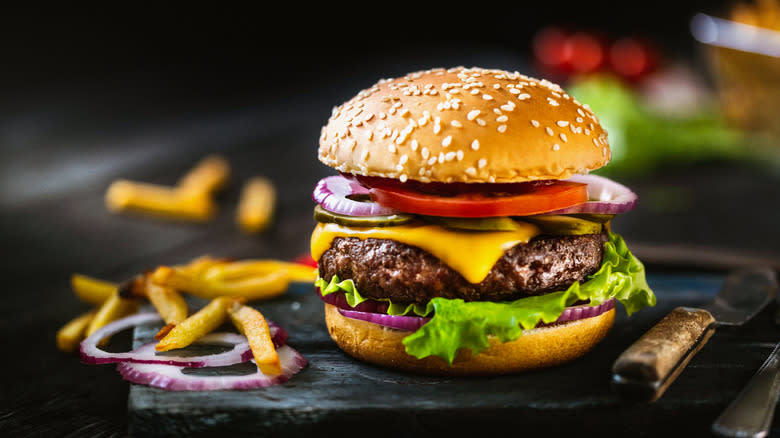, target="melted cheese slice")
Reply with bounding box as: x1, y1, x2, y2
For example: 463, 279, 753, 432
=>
310, 221, 541, 284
